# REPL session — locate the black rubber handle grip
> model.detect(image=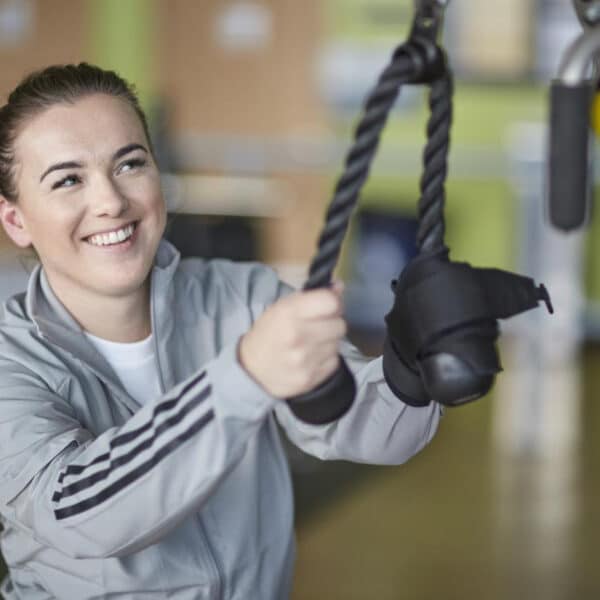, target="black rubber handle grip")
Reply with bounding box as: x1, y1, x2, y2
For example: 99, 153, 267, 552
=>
382, 335, 431, 407
286, 356, 356, 425
548, 82, 594, 231
417, 324, 499, 407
